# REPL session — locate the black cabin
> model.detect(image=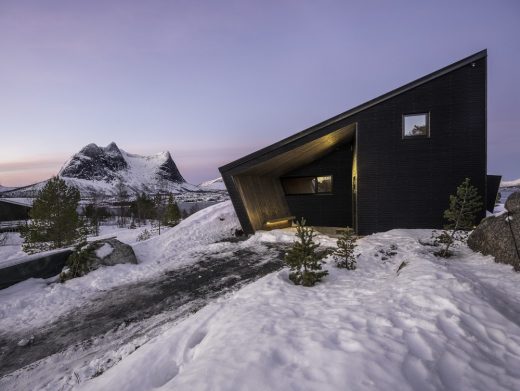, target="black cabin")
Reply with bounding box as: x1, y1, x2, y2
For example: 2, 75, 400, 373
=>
219, 50, 496, 235
0, 199, 32, 222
